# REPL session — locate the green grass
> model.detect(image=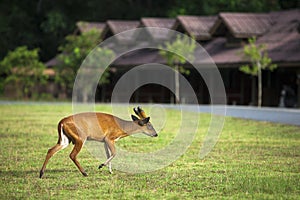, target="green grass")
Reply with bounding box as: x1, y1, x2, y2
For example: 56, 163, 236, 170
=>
0, 103, 299, 199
